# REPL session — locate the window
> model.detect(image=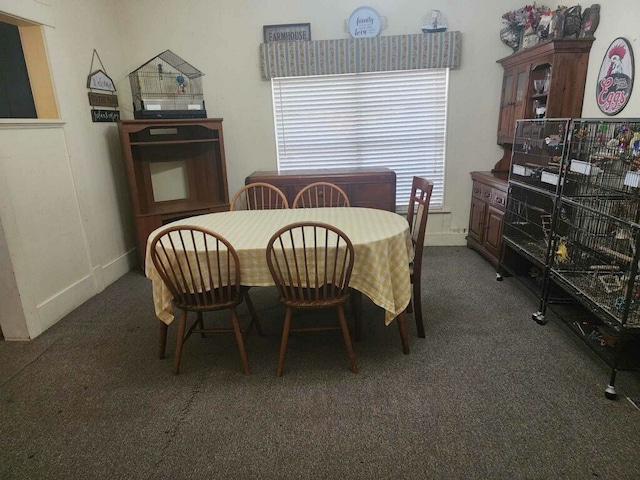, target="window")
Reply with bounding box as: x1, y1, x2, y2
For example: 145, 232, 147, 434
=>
0, 21, 36, 117
272, 69, 448, 210
0, 14, 58, 119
